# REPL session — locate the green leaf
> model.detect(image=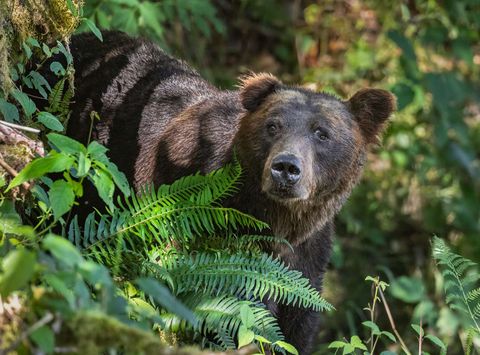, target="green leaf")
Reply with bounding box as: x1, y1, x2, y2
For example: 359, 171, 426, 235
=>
48, 180, 75, 220
29, 70, 51, 99
328, 341, 347, 349
425, 334, 446, 349
411, 324, 424, 337
136, 277, 196, 326
0, 98, 19, 122
30, 326, 55, 354
390, 276, 425, 303
362, 320, 380, 335
11, 89, 36, 117
87, 141, 108, 157
42, 43, 52, 57
26, 37, 40, 48
90, 168, 115, 209
275, 341, 299, 355
350, 335, 367, 350
22, 42, 32, 58
139, 2, 164, 36
66, 0, 78, 16
342, 344, 355, 354
48, 133, 86, 154
391, 82, 415, 111
380, 331, 396, 342
239, 303, 255, 328
44, 273, 75, 307
238, 325, 255, 348
42, 234, 84, 267
79, 260, 112, 287
82, 18, 103, 41
105, 161, 130, 197
8, 153, 74, 190
37, 111, 64, 131
387, 30, 416, 62
254, 335, 271, 344
50, 61, 65, 76
0, 249, 36, 297
77, 152, 91, 177
55, 41, 73, 65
